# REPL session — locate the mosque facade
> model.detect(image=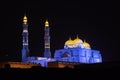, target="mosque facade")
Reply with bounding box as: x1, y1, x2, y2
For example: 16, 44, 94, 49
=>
21, 15, 102, 67
54, 37, 102, 63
